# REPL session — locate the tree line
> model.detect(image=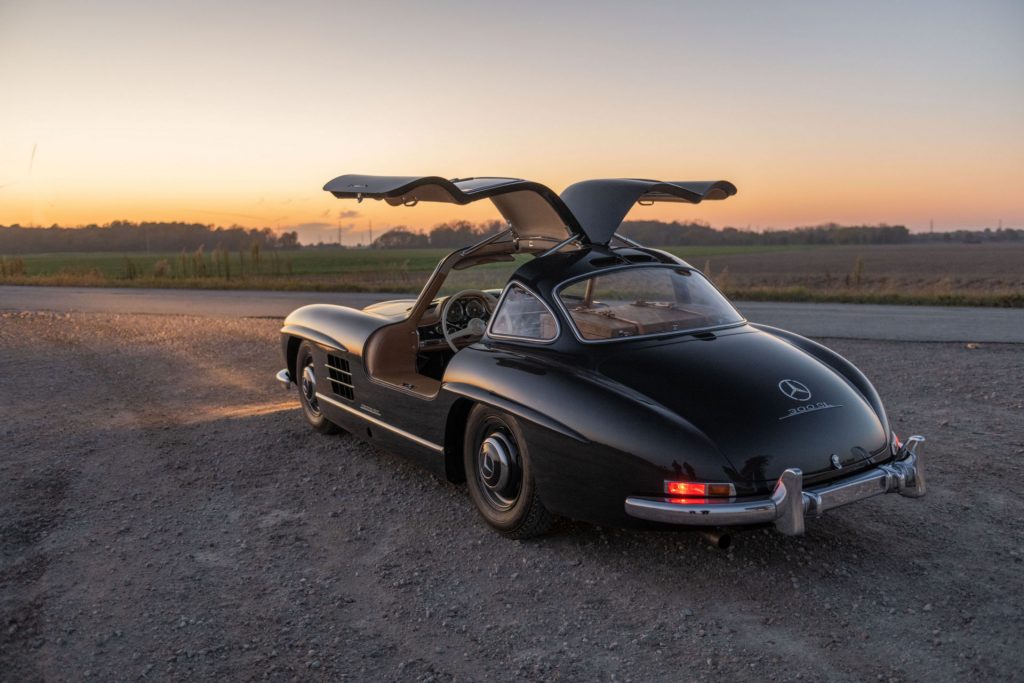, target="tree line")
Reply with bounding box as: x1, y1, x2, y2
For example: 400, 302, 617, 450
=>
0, 221, 299, 254
2, 219, 1020, 253
619, 221, 914, 245
370, 220, 1023, 248
370, 220, 507, 249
